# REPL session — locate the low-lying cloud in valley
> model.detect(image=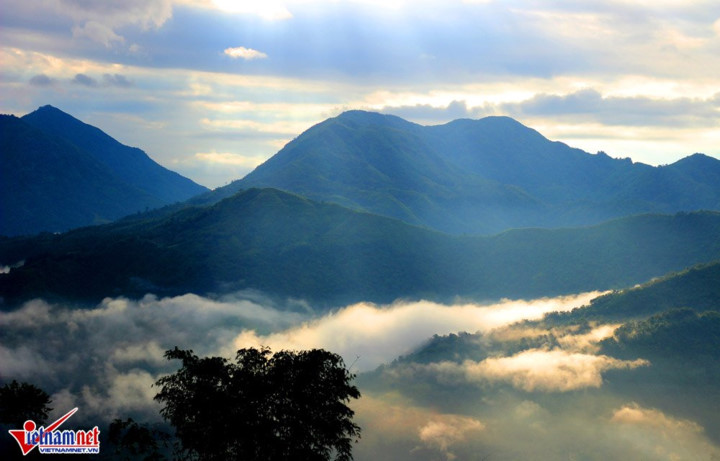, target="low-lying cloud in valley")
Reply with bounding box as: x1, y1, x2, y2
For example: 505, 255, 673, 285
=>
0, 290, 599, 419
408, 349, 648, 392
2, 290, 718, 459
232, 292, 604, 371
